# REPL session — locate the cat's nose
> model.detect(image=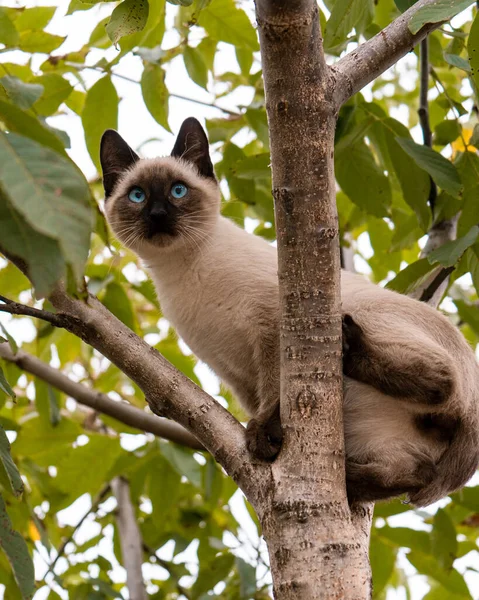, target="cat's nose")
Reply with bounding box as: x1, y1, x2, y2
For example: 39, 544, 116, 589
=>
149, 204, 167, 221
